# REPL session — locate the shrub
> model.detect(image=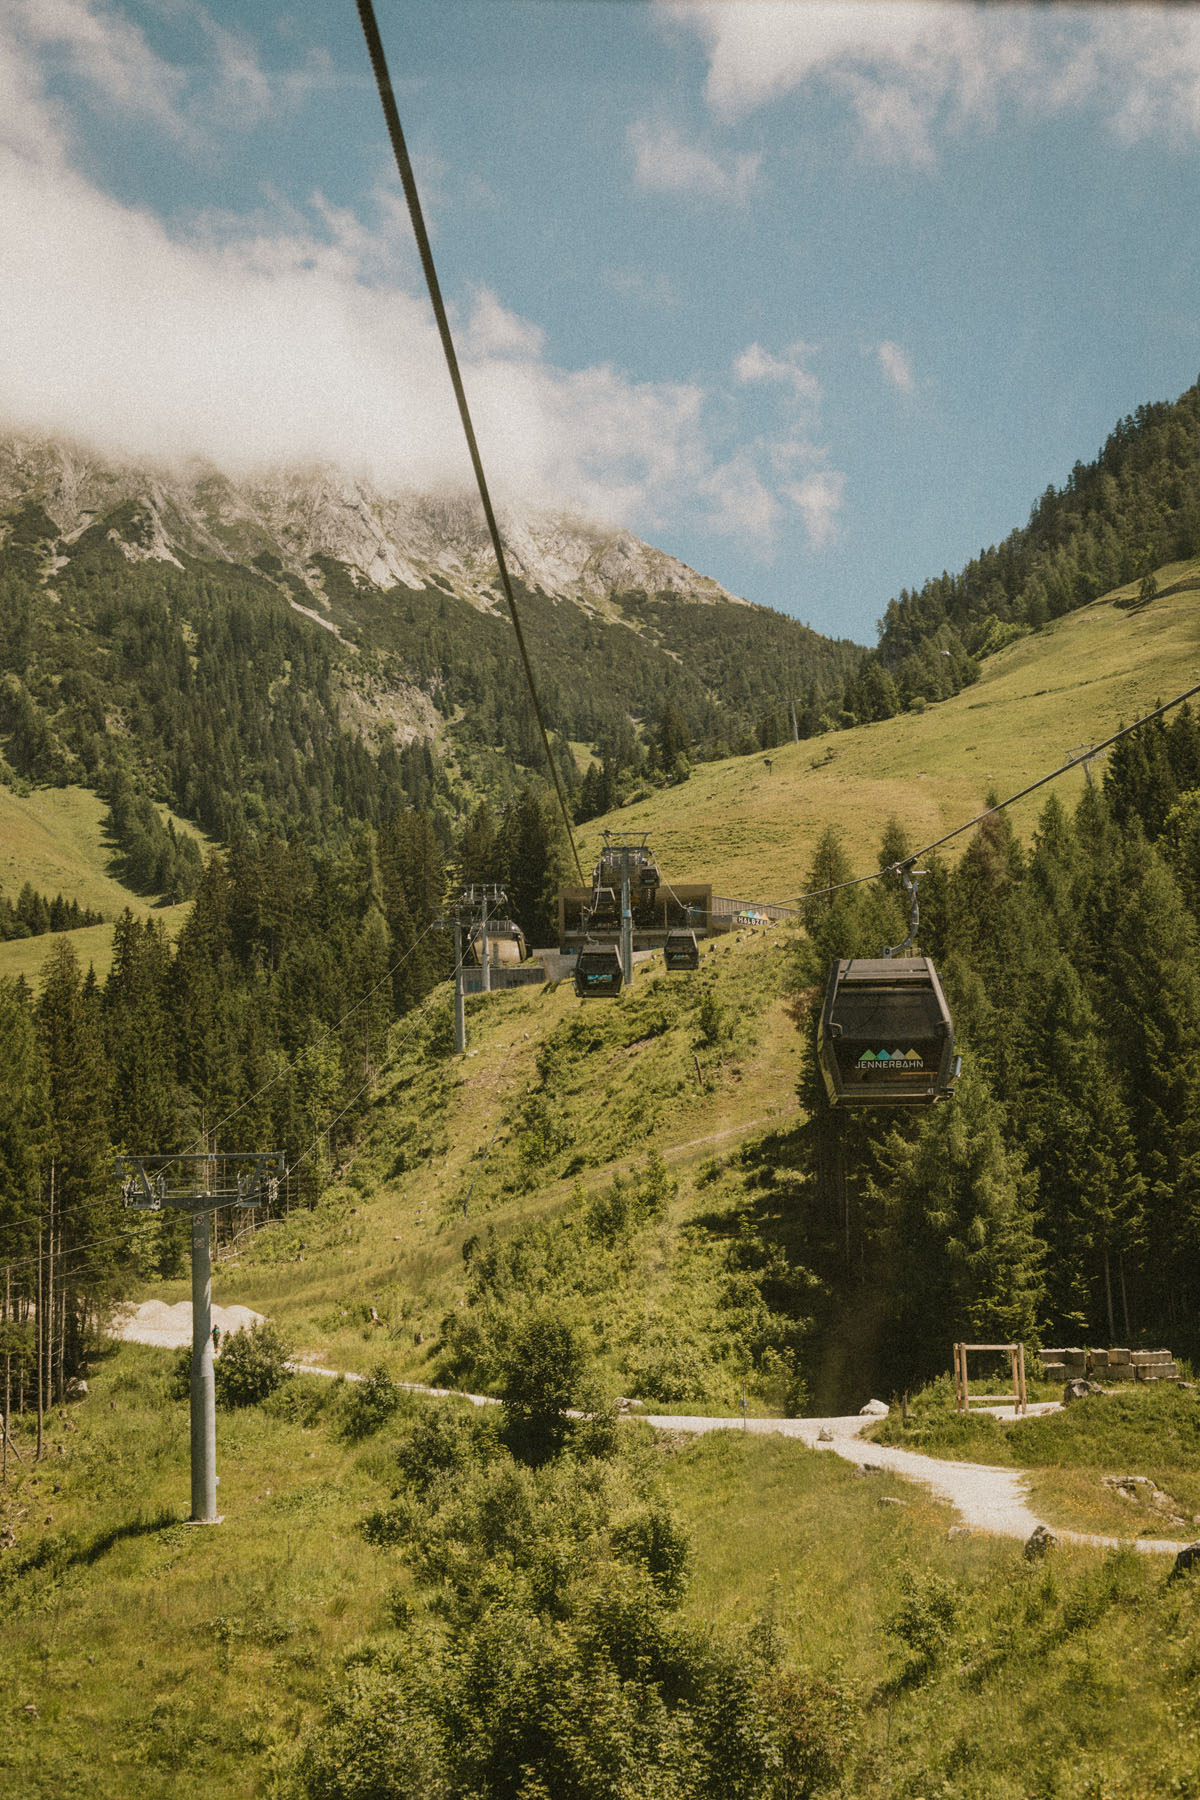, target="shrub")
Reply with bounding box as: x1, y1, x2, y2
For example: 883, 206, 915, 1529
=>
757, 1666, 860, 1799
288, 1650, 448, 1800
611, 1502, 693, 1601
215, 1321, 292, 1407
499, 1308, 589, 1464
886, 1565, 962, 1674
393, 1404, 497, 1496
170, 1321, 292, 1407
340, 1364, 405, 1441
